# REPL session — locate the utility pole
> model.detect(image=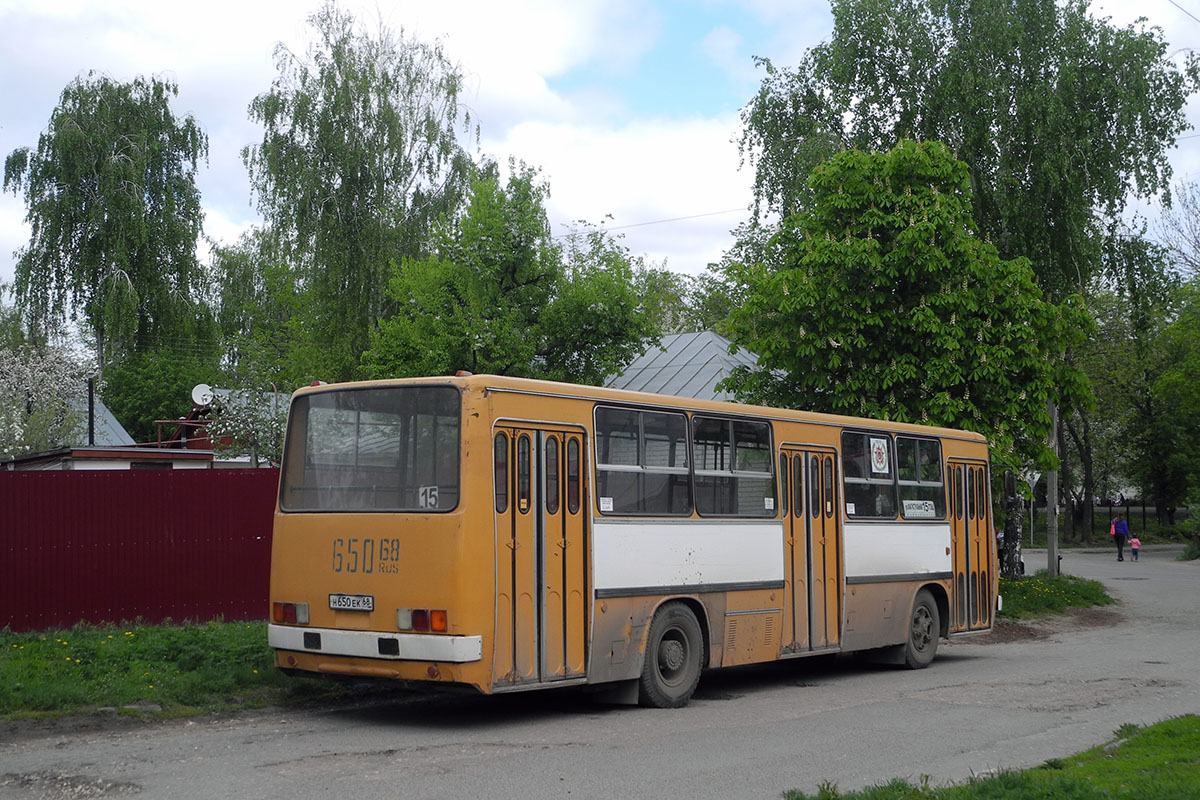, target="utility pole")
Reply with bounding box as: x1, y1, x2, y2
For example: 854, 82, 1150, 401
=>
1046, 402, 1060, 578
